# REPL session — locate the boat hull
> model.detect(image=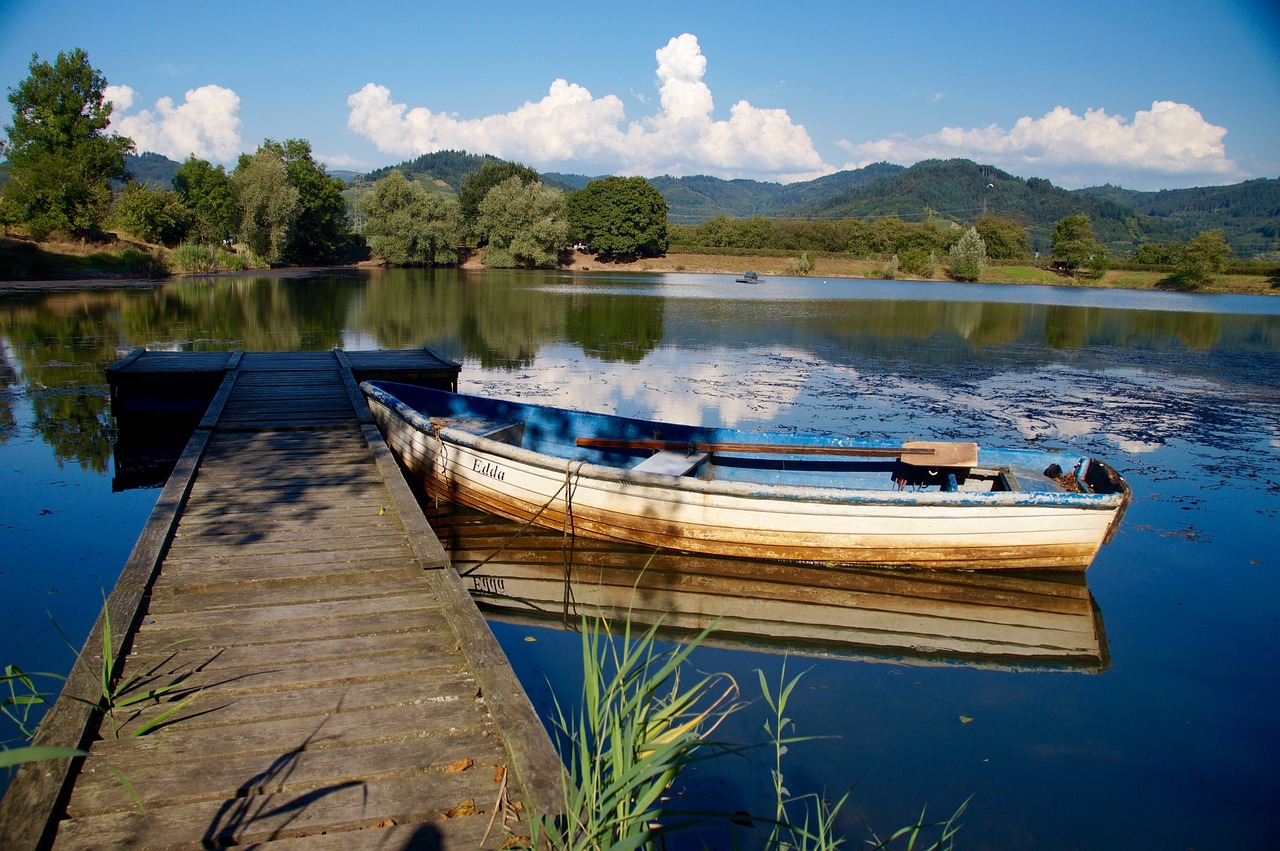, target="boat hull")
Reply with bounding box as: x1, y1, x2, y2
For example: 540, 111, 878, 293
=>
364, 382, 1130, 571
